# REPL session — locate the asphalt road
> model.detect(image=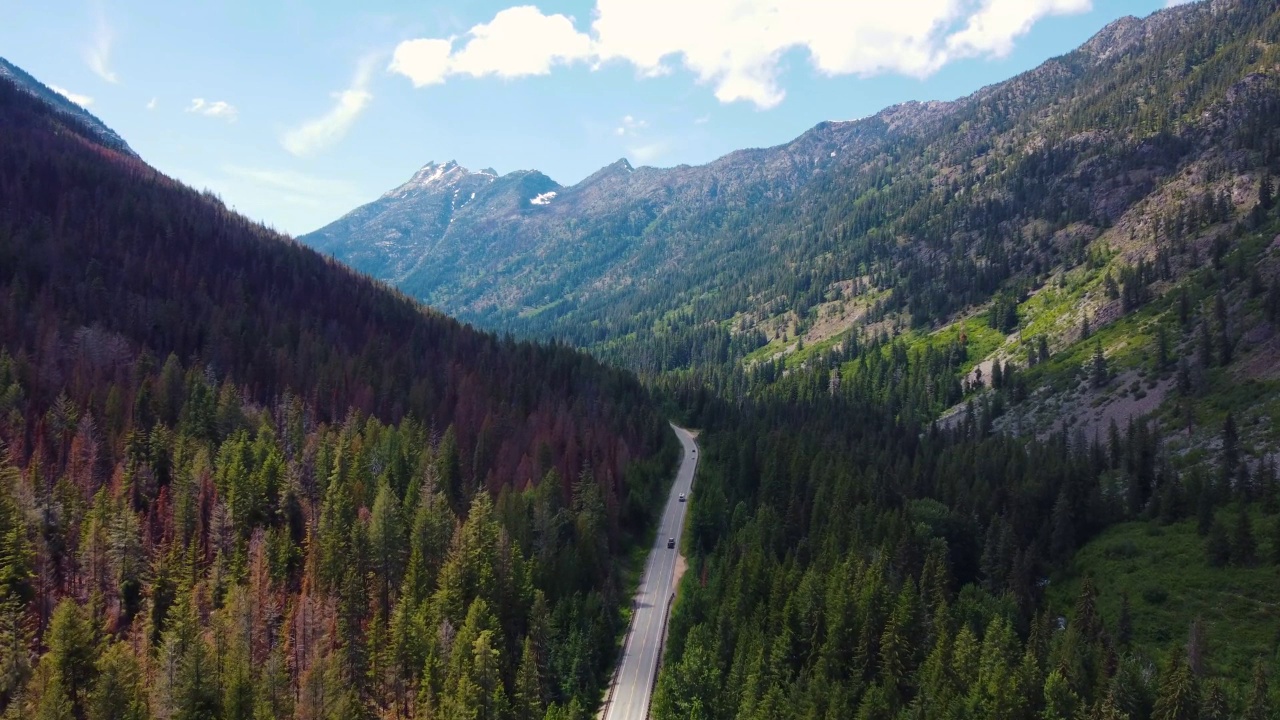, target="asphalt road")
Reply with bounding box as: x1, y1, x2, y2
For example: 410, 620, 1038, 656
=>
603, 424, 699, 720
